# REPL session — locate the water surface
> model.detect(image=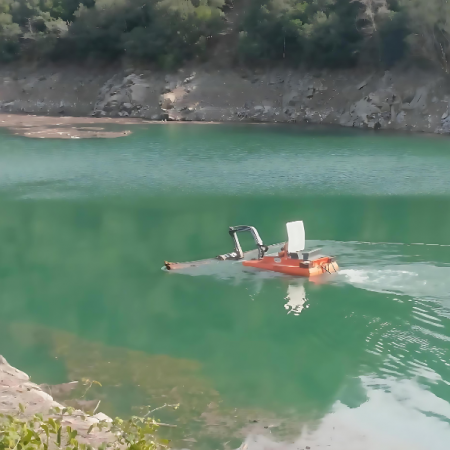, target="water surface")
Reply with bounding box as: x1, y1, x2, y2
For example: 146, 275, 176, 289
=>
1, 124, 450, 449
